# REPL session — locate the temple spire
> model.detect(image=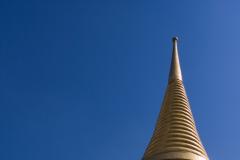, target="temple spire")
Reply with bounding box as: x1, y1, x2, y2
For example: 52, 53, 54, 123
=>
142, 37, 209, 160
168, 37, 182, 82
